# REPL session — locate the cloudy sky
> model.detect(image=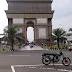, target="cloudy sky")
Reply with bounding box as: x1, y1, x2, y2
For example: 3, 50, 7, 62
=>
0, 0, 72, 39
0, 0, 8, 34
52, 0, 72, 31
